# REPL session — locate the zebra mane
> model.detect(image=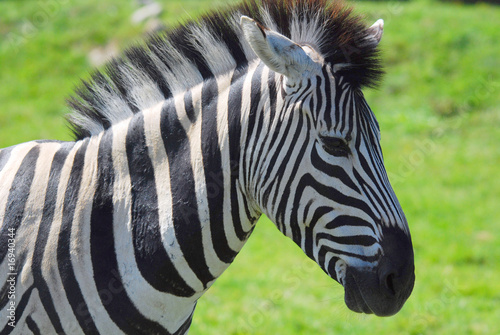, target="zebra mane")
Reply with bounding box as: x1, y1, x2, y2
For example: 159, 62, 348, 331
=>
67, 0, 383, 140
